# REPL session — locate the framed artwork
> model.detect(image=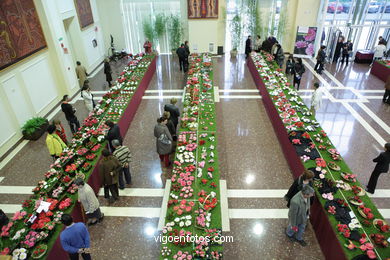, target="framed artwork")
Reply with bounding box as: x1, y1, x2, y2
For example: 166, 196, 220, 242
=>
293, 26, 318, 58
188, 0, 218, 19
74, 0, 94, 29
0, 0, 47, 71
